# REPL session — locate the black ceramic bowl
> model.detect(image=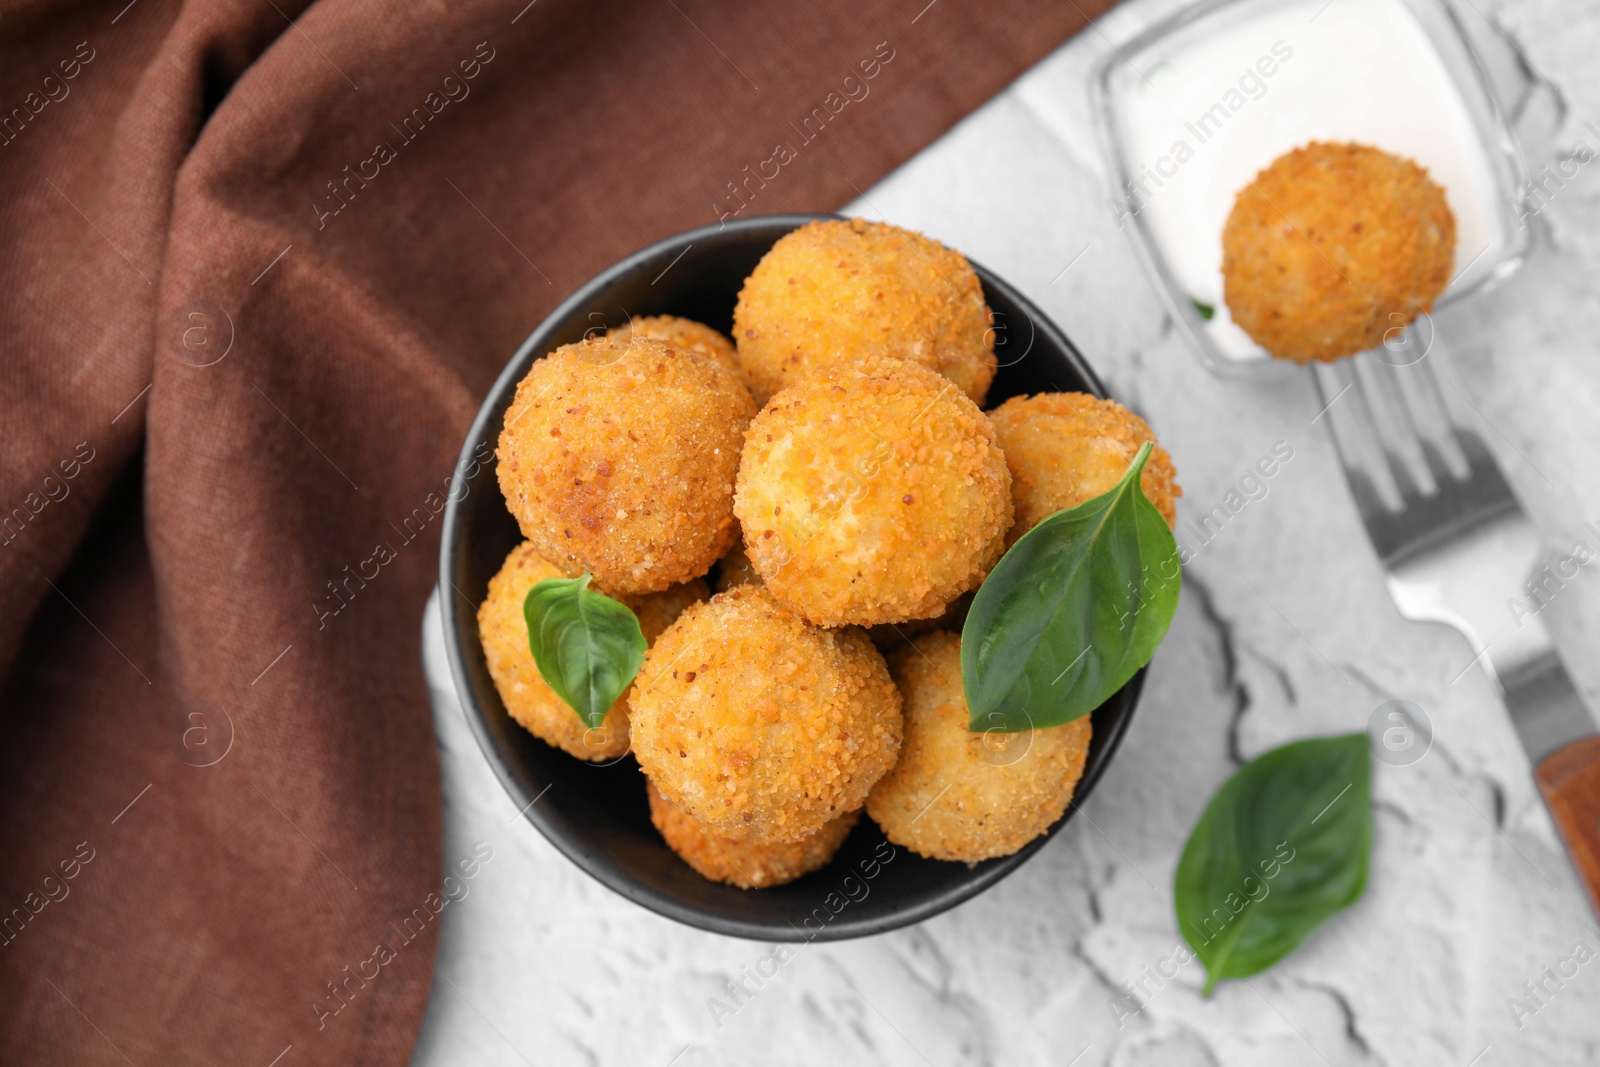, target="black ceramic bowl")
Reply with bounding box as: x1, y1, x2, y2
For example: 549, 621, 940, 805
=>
440, 214, 1144, 941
